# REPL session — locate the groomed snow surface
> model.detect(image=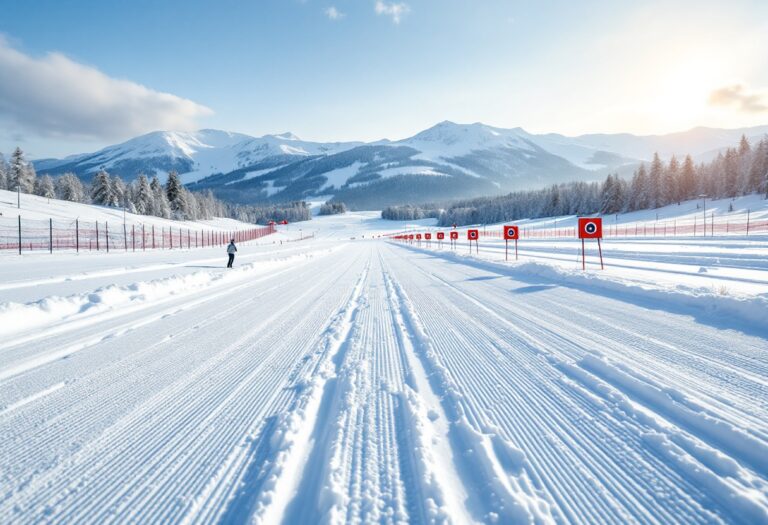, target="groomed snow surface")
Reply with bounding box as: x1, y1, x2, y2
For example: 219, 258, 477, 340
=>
1, 197, 768, 524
